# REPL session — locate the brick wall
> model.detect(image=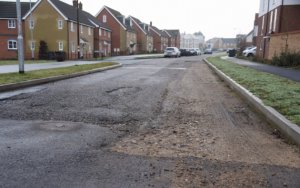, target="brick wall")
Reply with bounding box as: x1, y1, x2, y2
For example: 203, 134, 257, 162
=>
268, 30, 300, 59
0, 19, 19, 59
